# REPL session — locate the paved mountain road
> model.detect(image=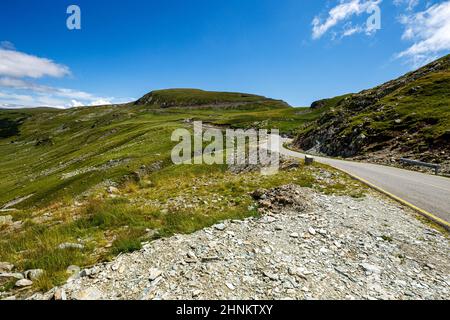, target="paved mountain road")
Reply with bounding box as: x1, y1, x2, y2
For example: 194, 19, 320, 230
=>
270, 136, 450, 226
